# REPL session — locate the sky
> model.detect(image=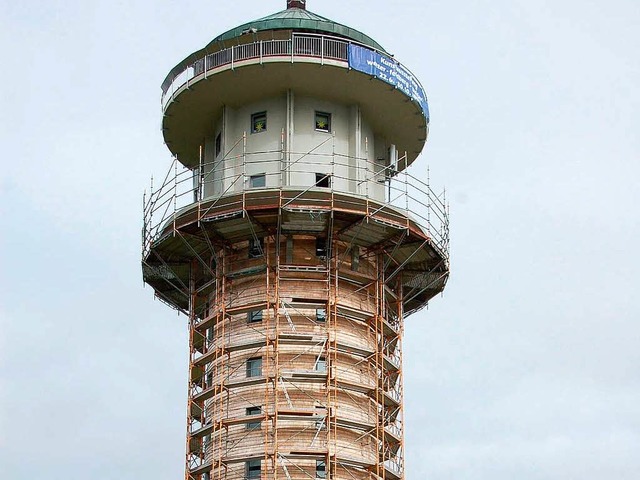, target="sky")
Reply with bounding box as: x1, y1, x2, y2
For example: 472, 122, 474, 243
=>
1, 0, 639, 479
